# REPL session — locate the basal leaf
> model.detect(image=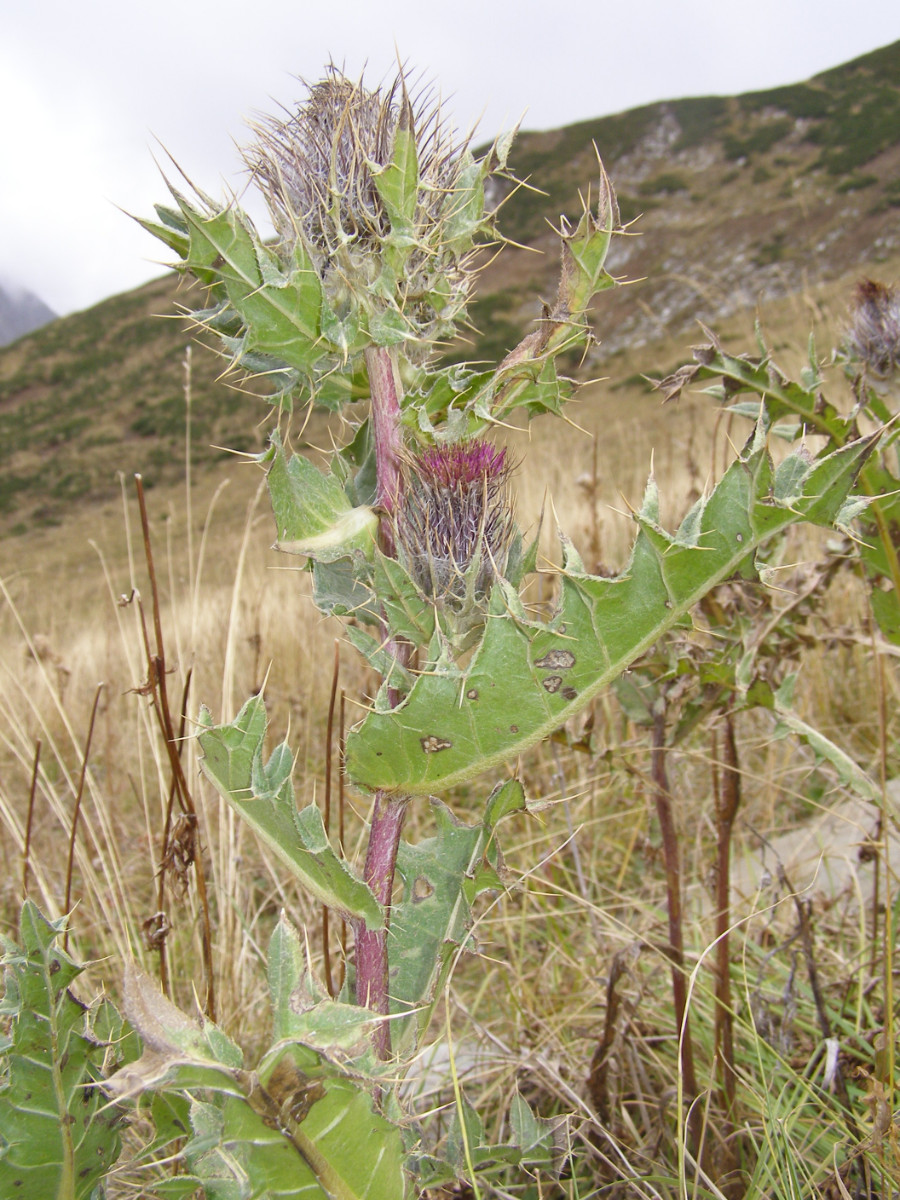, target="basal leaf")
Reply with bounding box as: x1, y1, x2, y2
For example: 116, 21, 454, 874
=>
0, 902, 123, 1199
184, 1073, 408, 1199
267, 915, 379, 1057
